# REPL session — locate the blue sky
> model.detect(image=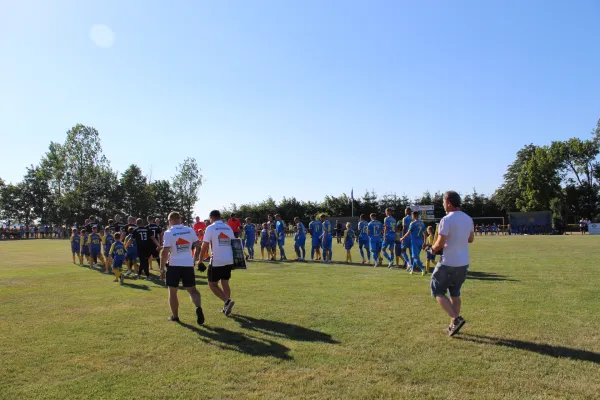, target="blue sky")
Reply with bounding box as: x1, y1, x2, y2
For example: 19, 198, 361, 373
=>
1, 0, 599, 218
